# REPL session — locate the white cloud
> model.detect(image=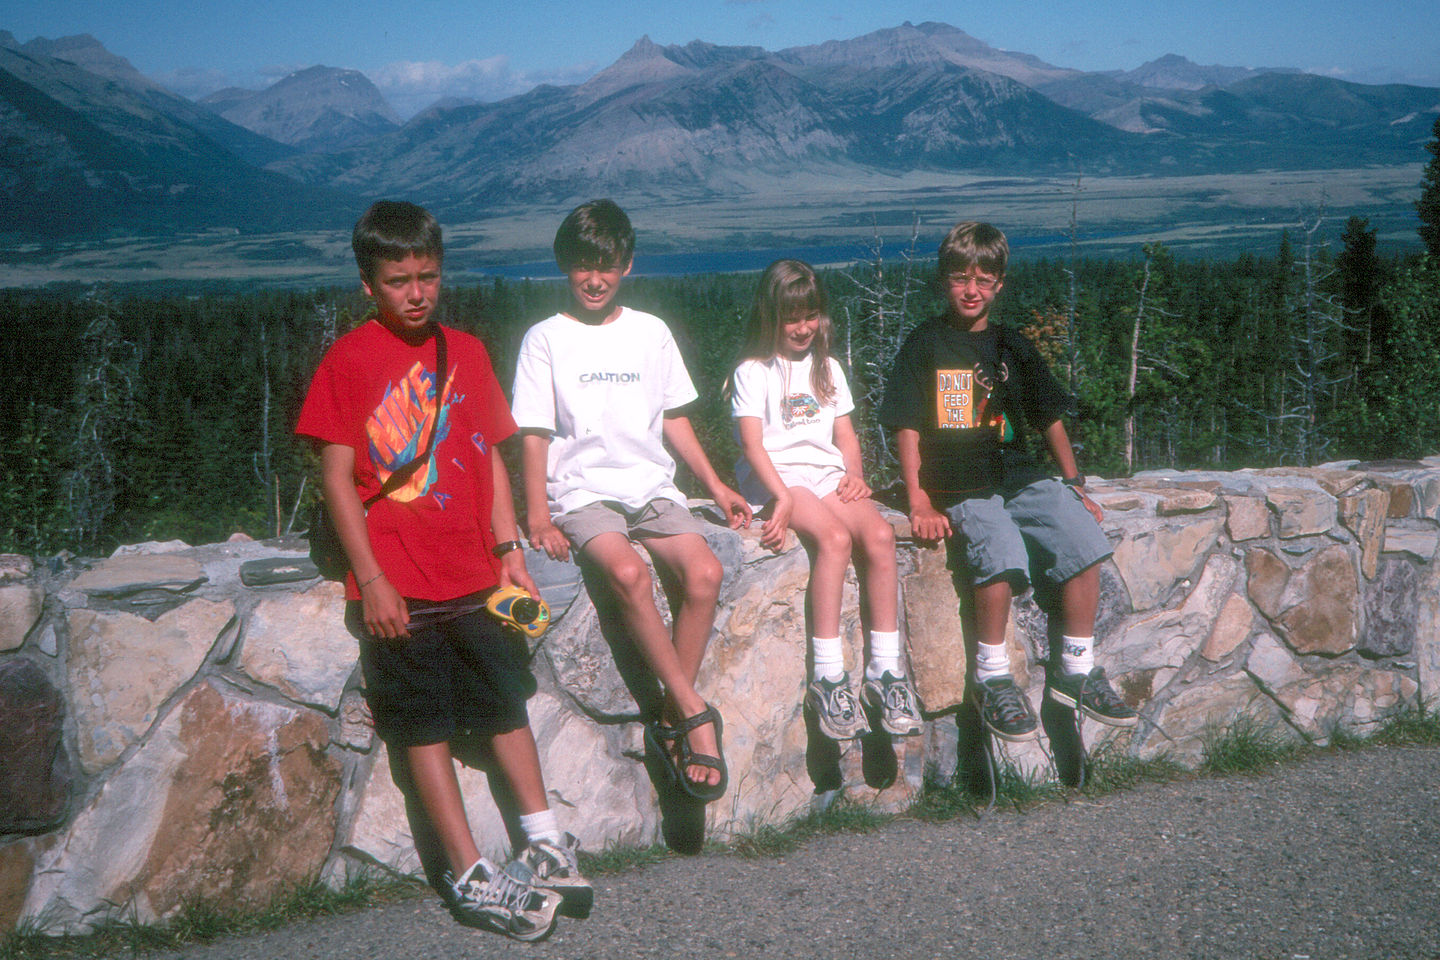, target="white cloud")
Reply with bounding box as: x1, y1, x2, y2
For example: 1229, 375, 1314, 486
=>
154, 65, 238, 99
152, 62, 308, 100
370, 56, 601, 119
